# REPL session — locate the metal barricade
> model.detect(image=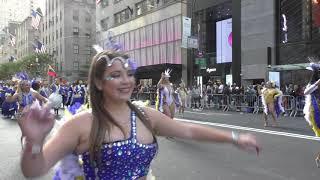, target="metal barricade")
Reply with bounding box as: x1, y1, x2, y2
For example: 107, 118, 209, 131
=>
131, 92, 157, 105
229, 94, 258, 113
280, 95, 295, 117
293, 96, 305, 117
207, 94, 229, 111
